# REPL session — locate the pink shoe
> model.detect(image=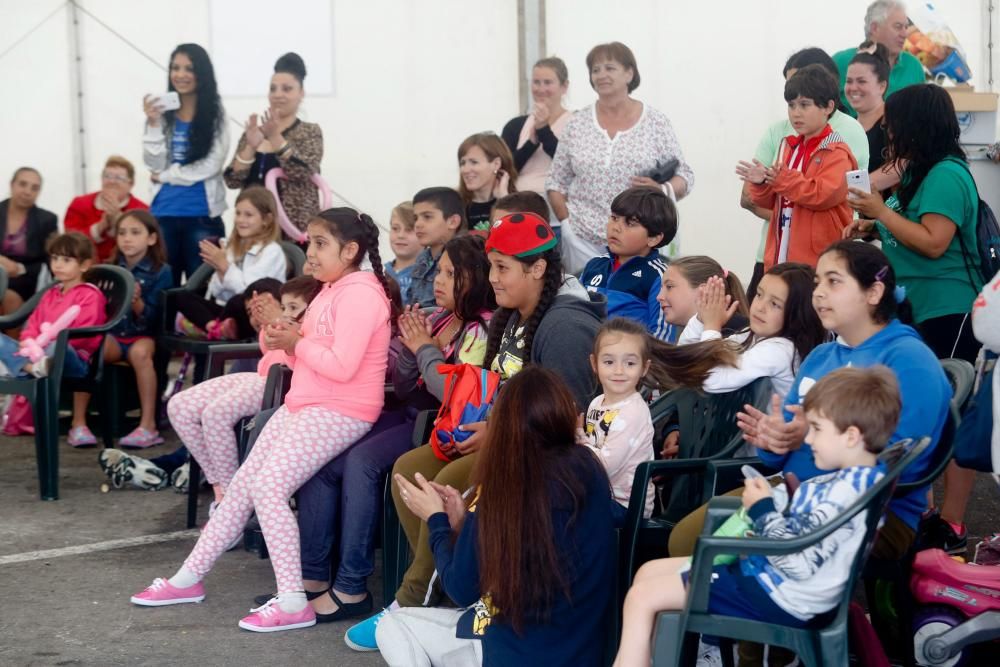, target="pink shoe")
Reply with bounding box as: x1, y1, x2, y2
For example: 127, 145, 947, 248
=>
118, 427, 164, 449
130, 577, 205, 606
67, 425, 98, 448
238, 598, 317, 633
